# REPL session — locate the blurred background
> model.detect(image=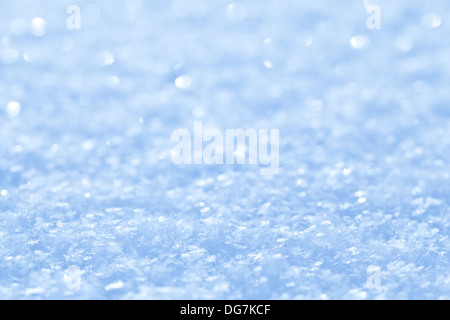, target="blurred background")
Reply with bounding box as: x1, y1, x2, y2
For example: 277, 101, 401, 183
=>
0, 0, 449, 299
